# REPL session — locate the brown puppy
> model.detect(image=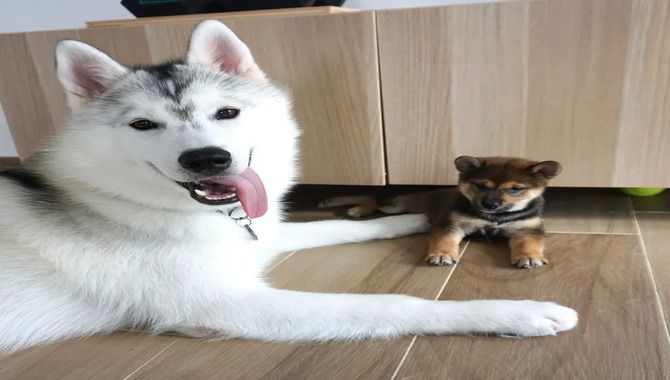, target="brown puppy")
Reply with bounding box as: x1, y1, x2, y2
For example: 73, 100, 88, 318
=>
319, 156, 562, 269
